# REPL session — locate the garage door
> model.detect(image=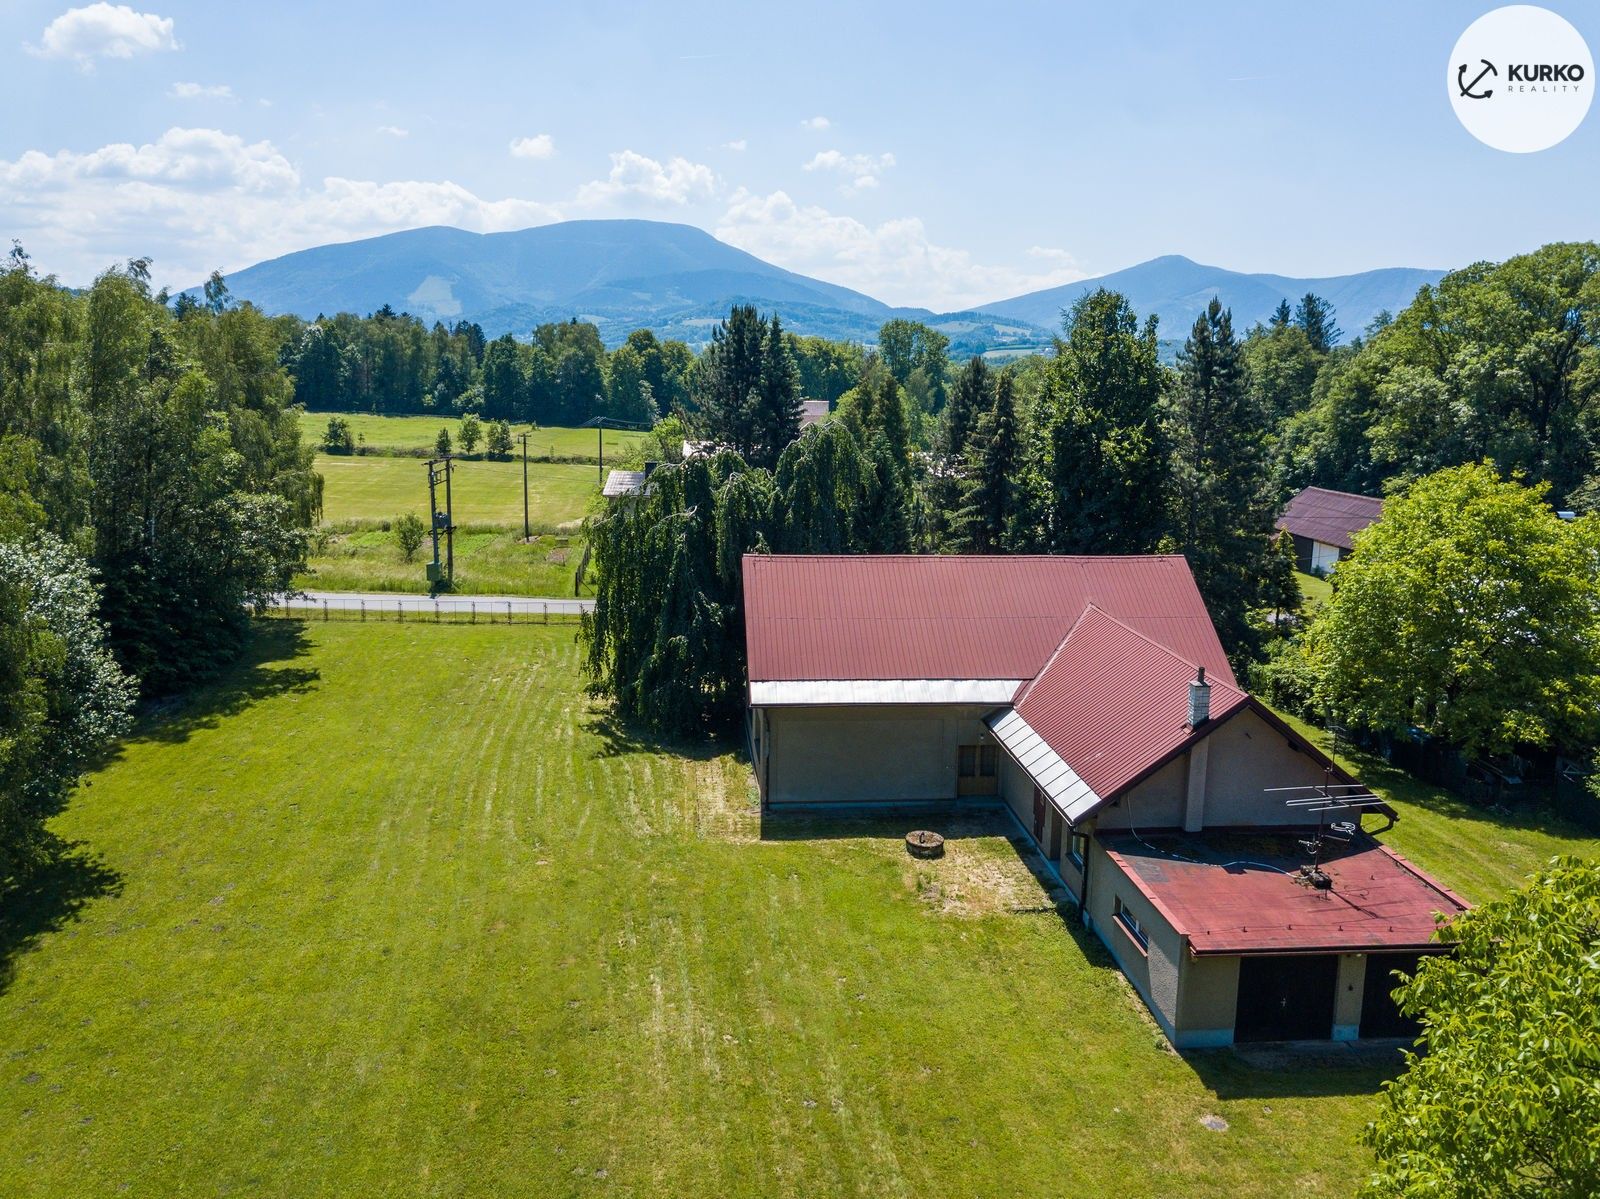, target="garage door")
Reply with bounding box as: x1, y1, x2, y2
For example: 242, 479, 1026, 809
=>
1235, 955, 1338, 1042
